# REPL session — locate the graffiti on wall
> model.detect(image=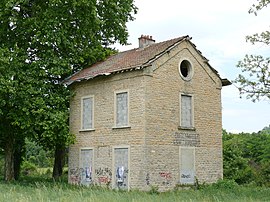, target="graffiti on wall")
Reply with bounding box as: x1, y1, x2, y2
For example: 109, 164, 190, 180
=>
145, 172, 173, 186
114, 148, 129, 189
69, 167, 112, 186
84, 167, 92, 182
145, 173, 150, 185
95, 167, 112, 185
69, 167, 84, 185
115, 167, 129, 188
159, 172, 172, 185
181, 173, 191, 179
